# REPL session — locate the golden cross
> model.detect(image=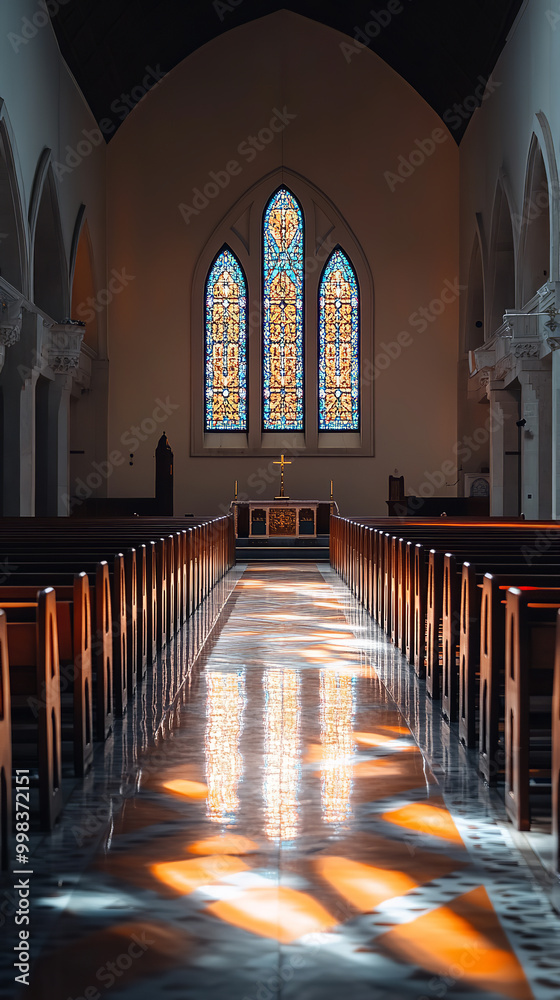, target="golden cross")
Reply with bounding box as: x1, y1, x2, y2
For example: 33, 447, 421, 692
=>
273, 453, 292, 499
